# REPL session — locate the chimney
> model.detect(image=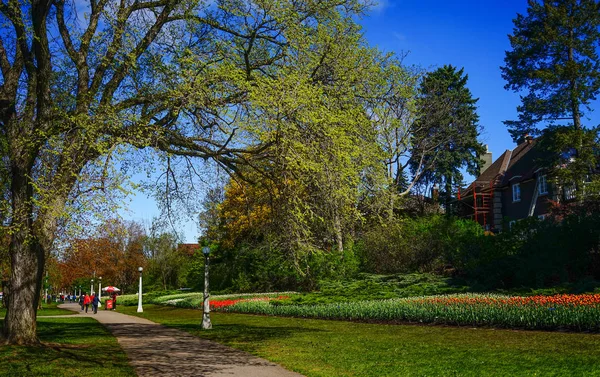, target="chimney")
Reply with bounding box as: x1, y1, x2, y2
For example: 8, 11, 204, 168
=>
431, 184, 439, 201
517, 133, 533, 144
479, 145, 493, 175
